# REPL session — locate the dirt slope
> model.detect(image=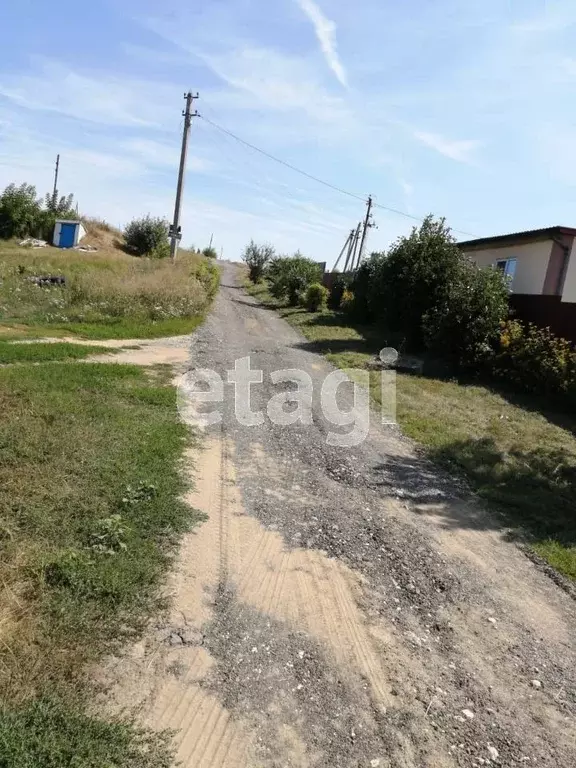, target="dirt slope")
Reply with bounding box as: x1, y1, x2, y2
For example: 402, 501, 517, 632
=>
105, 263, 576, 768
